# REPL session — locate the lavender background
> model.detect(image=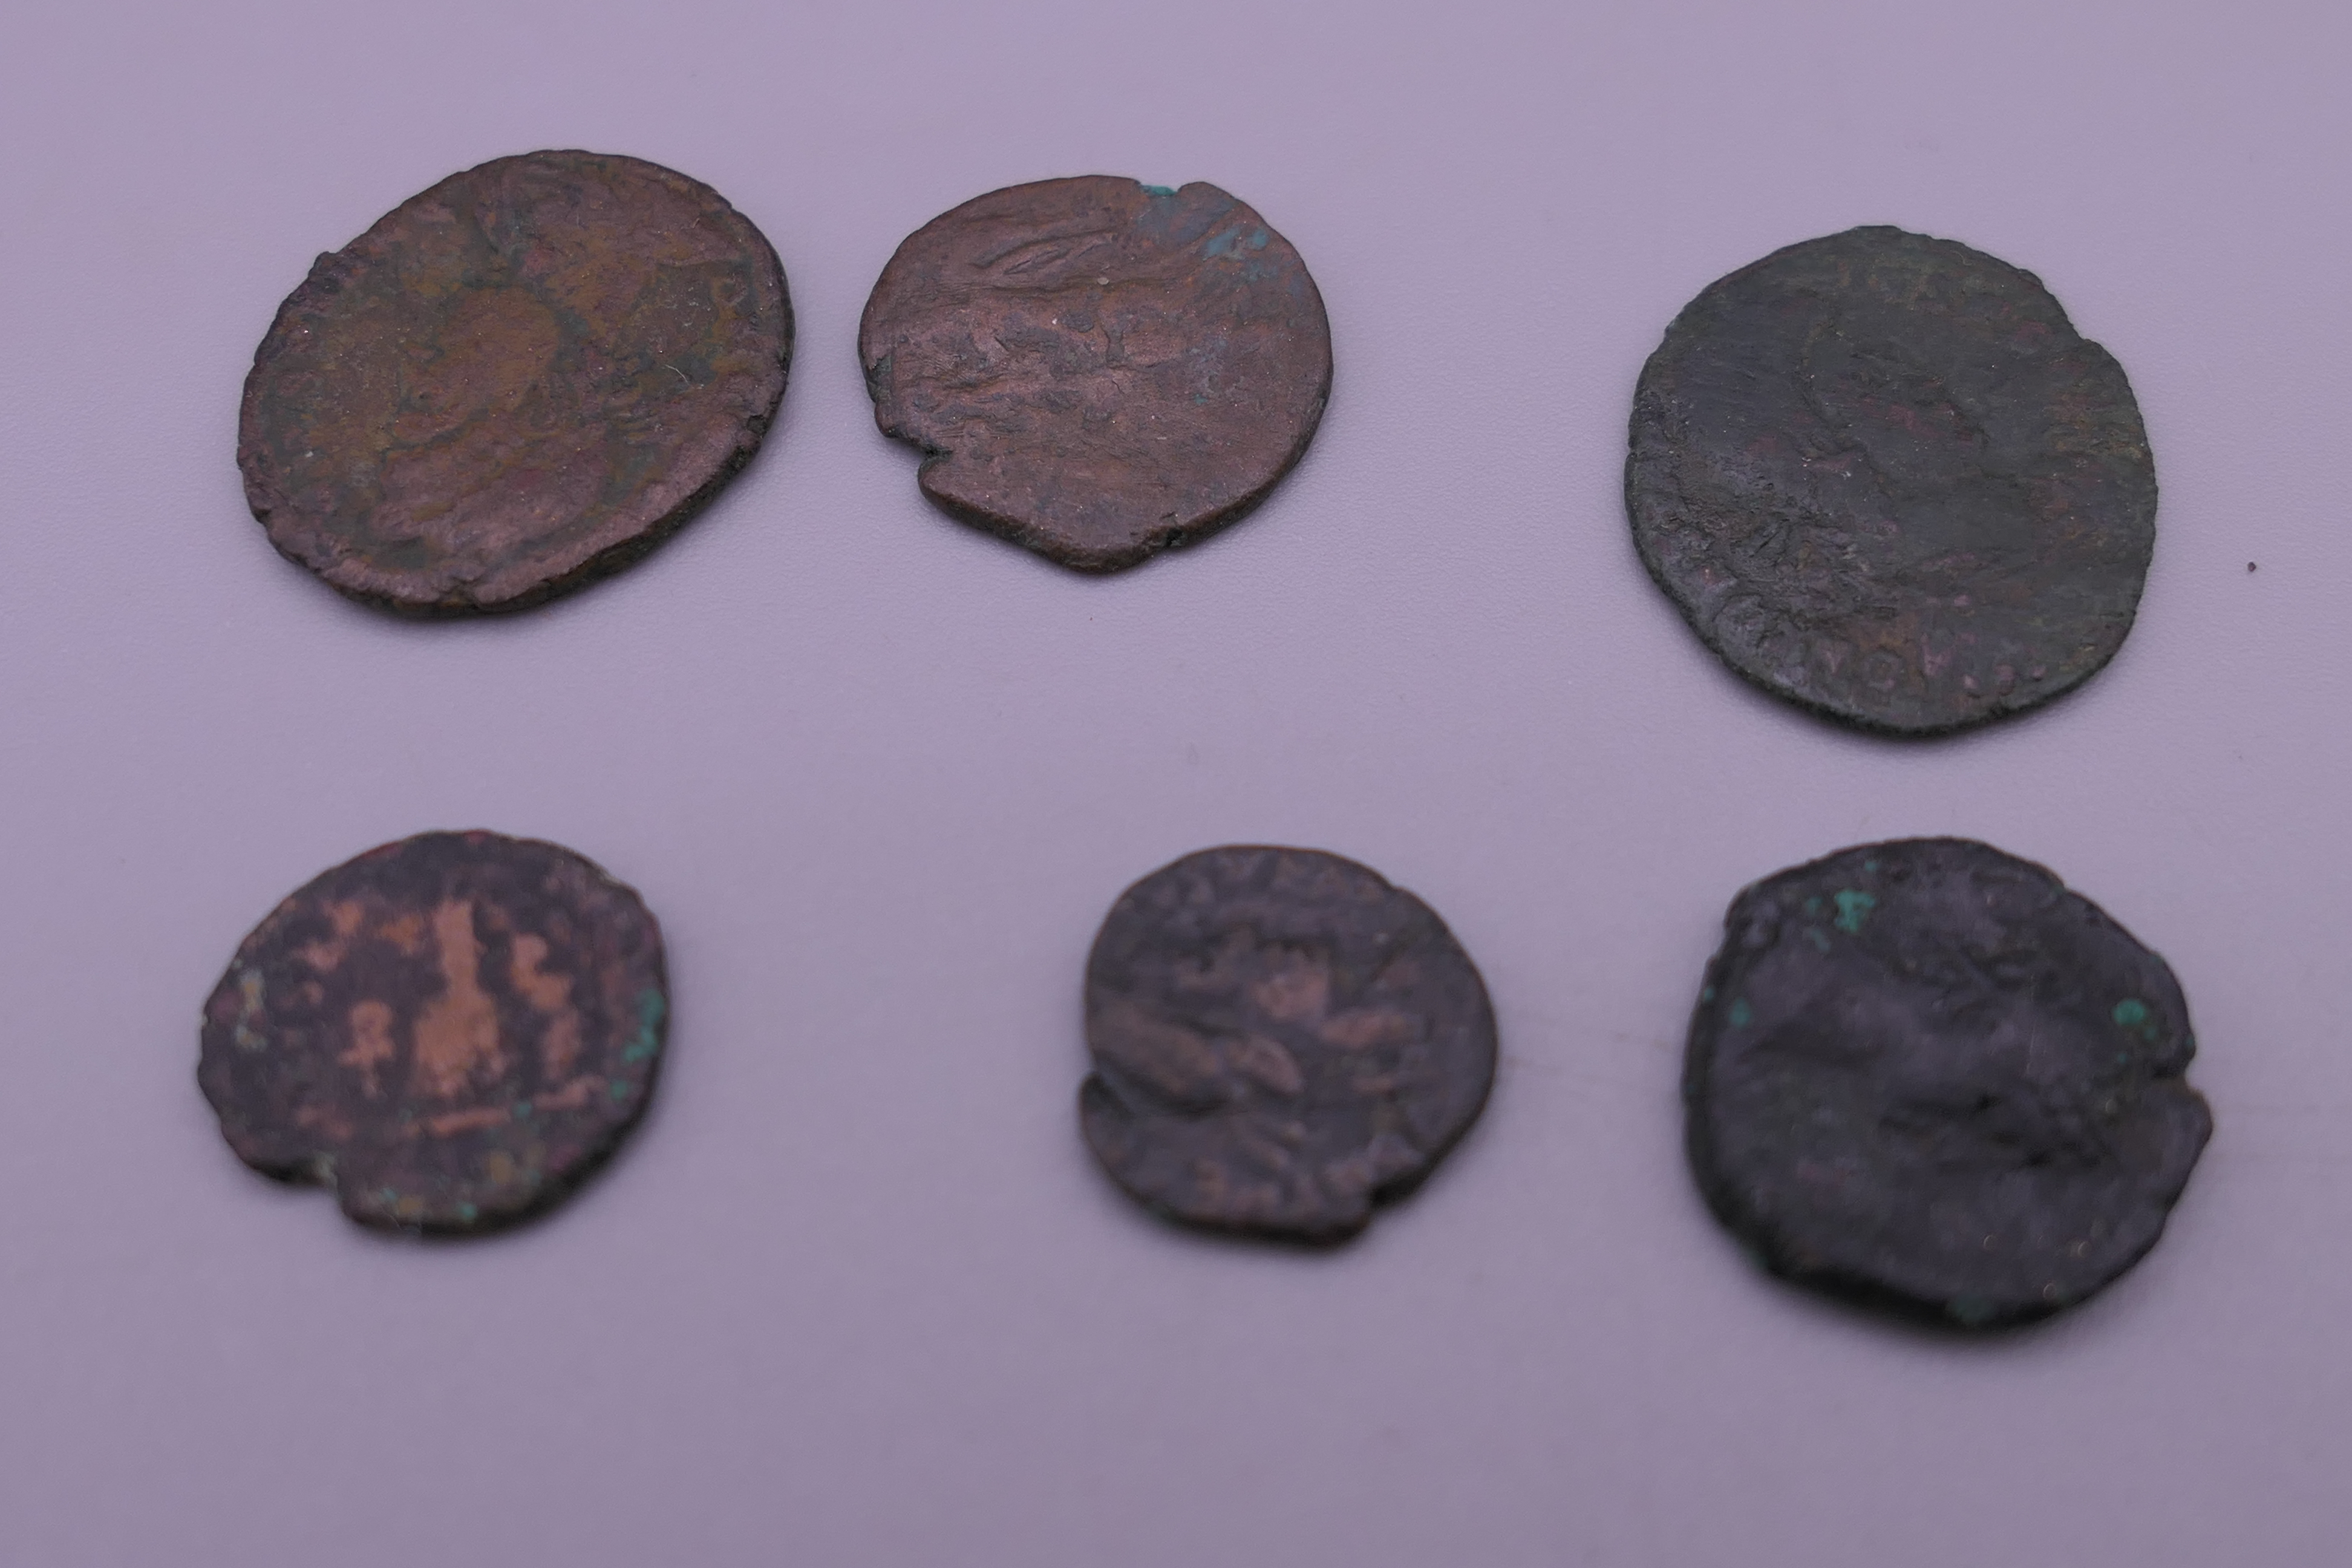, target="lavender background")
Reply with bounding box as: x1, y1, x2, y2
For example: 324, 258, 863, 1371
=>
2, 2, 2346, 1563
